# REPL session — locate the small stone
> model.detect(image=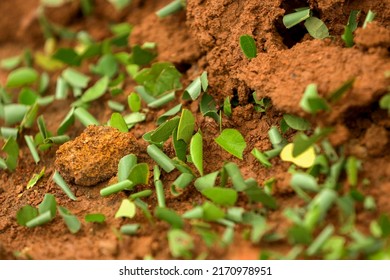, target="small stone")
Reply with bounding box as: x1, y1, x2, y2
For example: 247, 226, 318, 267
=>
55, 125, 138, 186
